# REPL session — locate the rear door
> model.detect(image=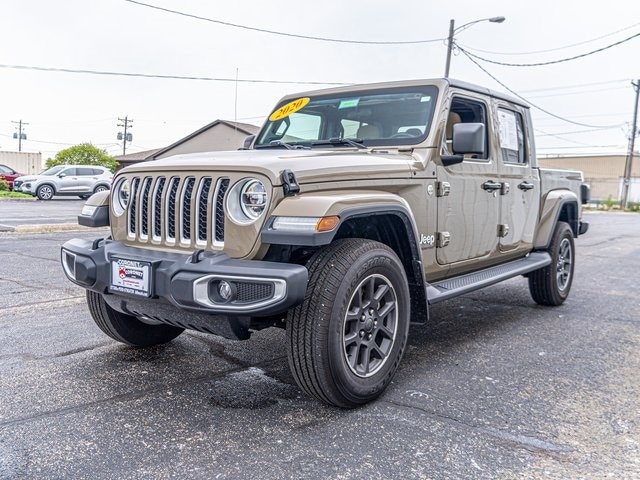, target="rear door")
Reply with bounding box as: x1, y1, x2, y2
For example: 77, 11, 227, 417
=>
77, 167, 98, 193
495, 105, 540, 253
